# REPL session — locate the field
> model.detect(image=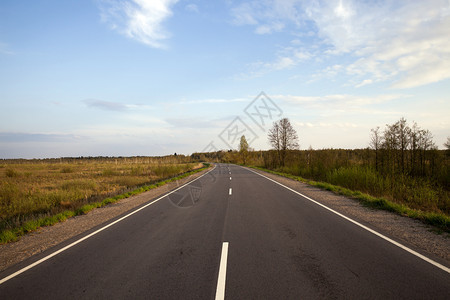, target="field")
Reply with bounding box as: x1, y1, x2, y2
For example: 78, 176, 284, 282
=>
0, 156, 204, 242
